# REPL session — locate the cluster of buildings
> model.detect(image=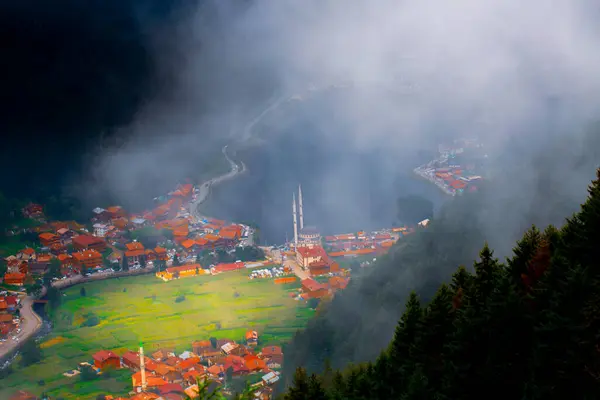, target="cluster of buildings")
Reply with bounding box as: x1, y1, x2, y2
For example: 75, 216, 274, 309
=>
83, 332, 282, 399
414, 138, 484, 196
1, 183, 253, 288
0, 292, 21, 339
